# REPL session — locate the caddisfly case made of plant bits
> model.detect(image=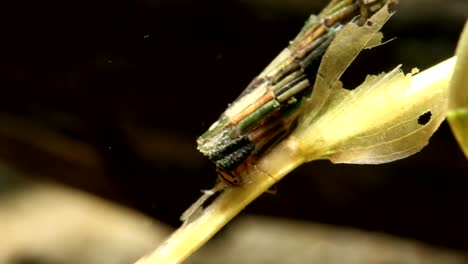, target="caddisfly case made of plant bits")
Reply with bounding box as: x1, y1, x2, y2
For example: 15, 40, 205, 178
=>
197, 0, 397, 186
